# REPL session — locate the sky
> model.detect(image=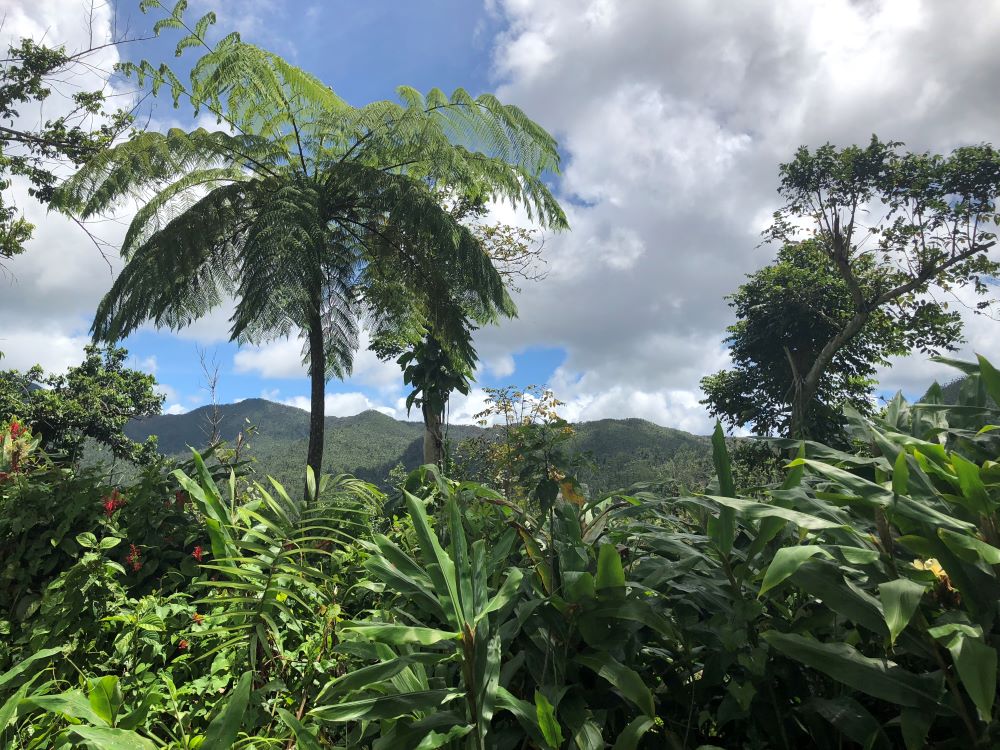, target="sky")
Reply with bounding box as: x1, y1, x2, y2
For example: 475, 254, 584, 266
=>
2, 0, 1000, 433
